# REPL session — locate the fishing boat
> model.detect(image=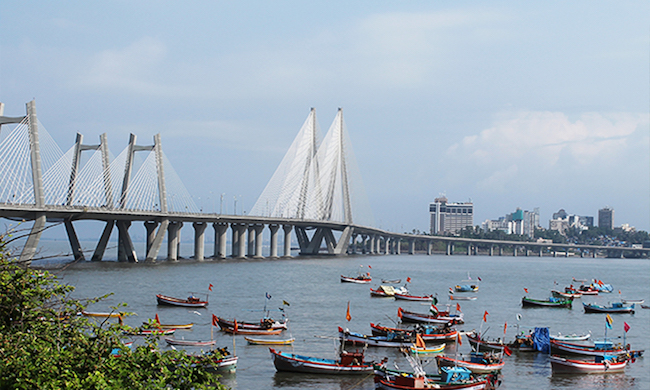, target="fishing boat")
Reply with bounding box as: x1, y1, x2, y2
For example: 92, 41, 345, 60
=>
144, 314, 193, 329
550, 339, 643, 357
550, 332, 591, 342
80, 310, 123, 319
127, 328, 176, 336
190, 348, 238, 373
394, 292, 434, 302
409, 335, 445, 355
270, 347, 373, 374
222, 326, 284, 335
521, 296, 572, 308
507, 333, 535, 352
436, 352, 505, 374
164, 337, 217, 346
370, 285, 407, 297
549, 354, 627, 374
577, 285, 599, 295
341, 274, 372, 284
466, 331, 506, 353
374, 364, 490, 390
212, 315, 288, 332
449, 294, 478, 301
621, 298, 644, 305
591, 281, 613, 293
397, 307, 464, 325
381, 279, 402, 284
551, 289, 582, 299
339, 326, 415, 348
156, 294, 208, 308
455, 284, 479, 293
370, 323, 458, 342
582, 302, 635, 314
244, 336, 295, 345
